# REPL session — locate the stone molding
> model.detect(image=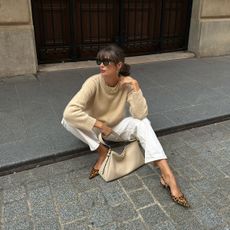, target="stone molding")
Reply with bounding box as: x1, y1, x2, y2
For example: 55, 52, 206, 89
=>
201, 0, 230, 18
0, 26, 37, 77
0, 0, 31, 25
0, 0, 37, 77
